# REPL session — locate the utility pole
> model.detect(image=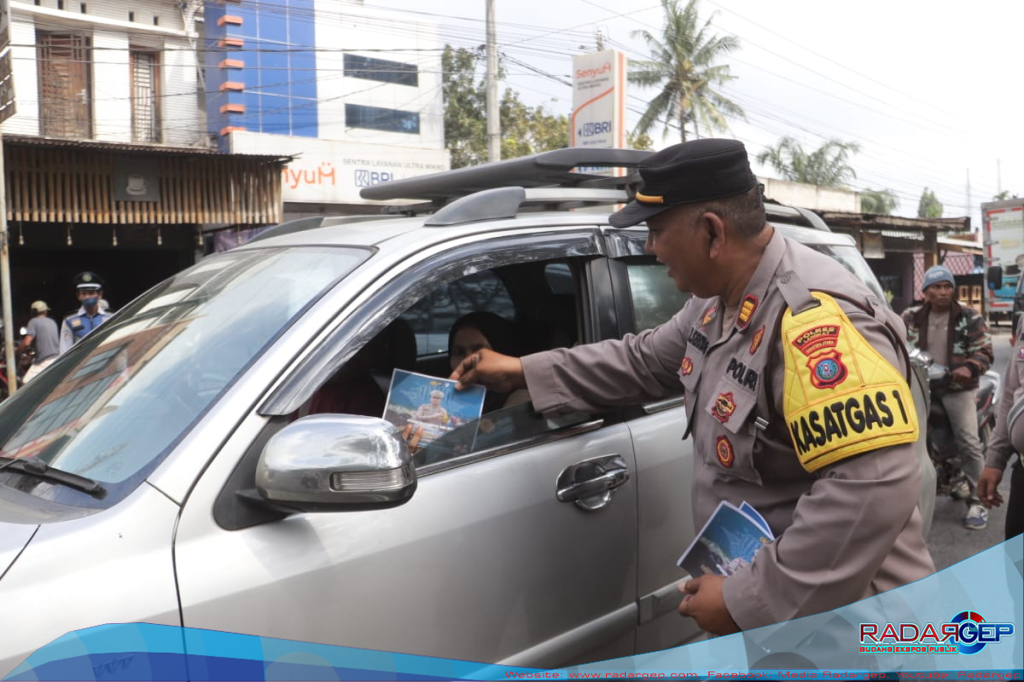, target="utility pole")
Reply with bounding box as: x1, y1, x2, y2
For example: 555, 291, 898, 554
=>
966, 168, 972, 230
485, 0, 500, 163
997, 159, 1002, 195
0, 130, 14, 395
